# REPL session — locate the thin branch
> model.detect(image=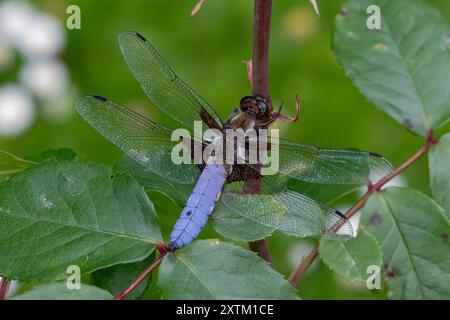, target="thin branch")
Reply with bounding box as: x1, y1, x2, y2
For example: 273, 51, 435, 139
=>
289, 131, 439, 286
252, 0, 272, 107
247, 0, 273, 265
114, 251, 166, 300
249, 239, 273, 266
289, 247, 318, 285
0, 277, 11, 300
